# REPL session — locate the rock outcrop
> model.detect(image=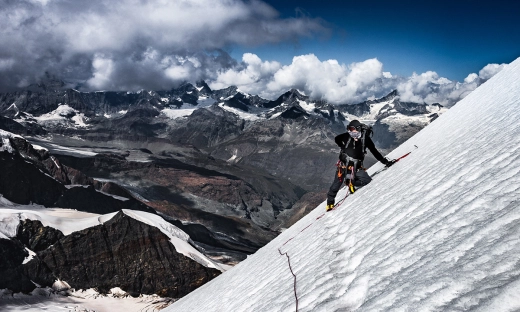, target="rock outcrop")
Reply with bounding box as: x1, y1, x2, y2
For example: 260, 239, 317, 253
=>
16, 219, 64, 252
16, 212, 221, 297
0, 238, 34, 293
